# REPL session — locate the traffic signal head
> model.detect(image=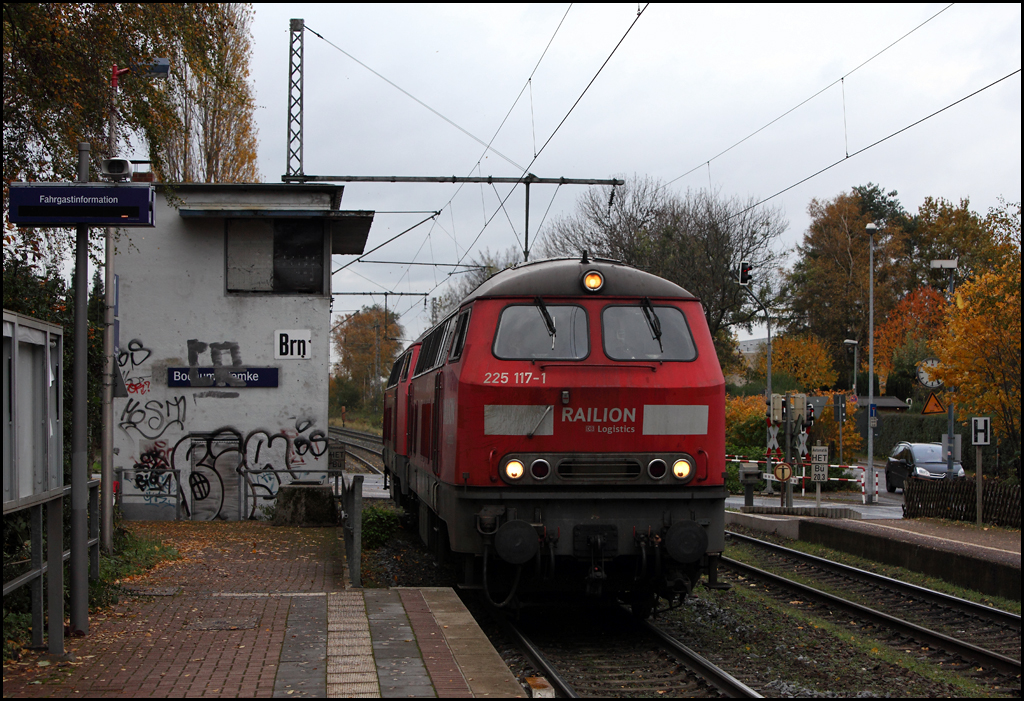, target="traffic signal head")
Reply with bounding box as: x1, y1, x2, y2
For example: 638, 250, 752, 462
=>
739, 261, 752, 286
